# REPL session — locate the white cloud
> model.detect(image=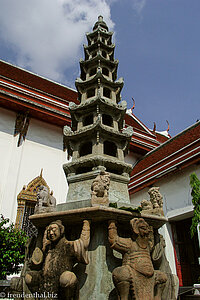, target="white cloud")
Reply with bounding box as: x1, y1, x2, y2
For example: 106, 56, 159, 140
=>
131, 0, 146, 13
0, 0, 114, 84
